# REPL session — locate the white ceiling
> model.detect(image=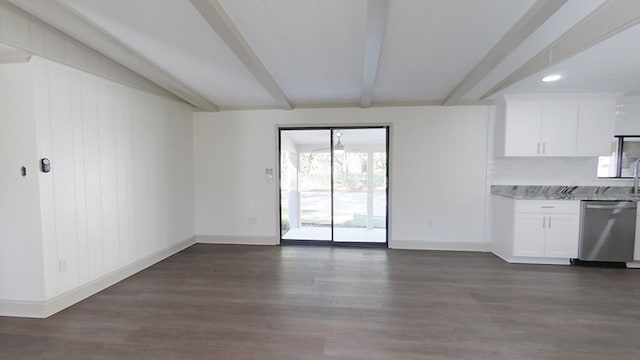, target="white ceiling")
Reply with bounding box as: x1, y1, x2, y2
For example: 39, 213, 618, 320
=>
493, 21, 640, 97
373, 0, 535, 103
6, 0, 640, 110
